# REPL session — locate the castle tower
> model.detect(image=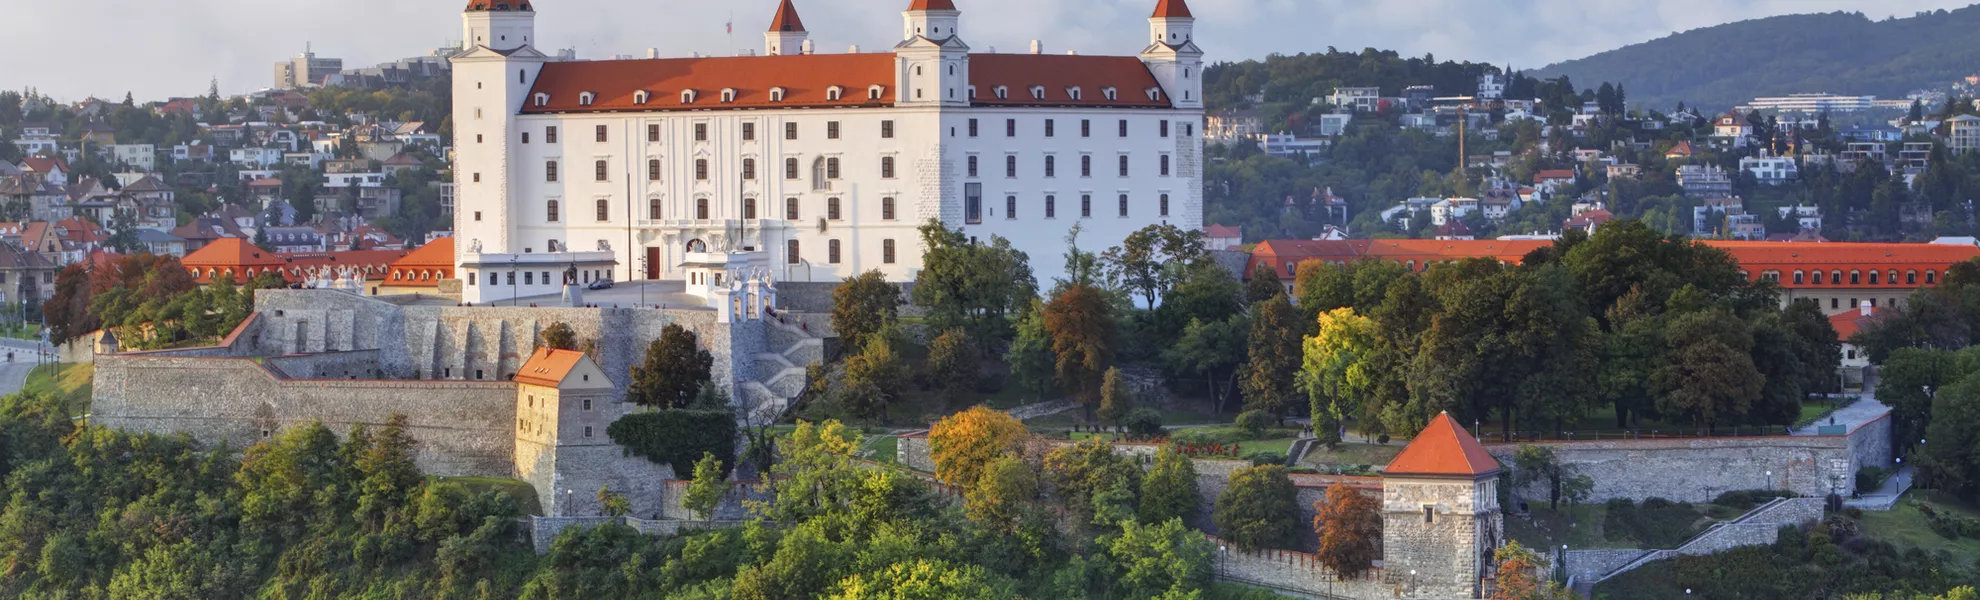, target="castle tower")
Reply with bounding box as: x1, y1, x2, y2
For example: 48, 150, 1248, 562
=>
765, 0, 809, 56
894, 0, 969, 107
513, 348, 627, 517
1380, 412, 1504, 599
1139, 0, 1203, 110
452, 0, 551, 271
